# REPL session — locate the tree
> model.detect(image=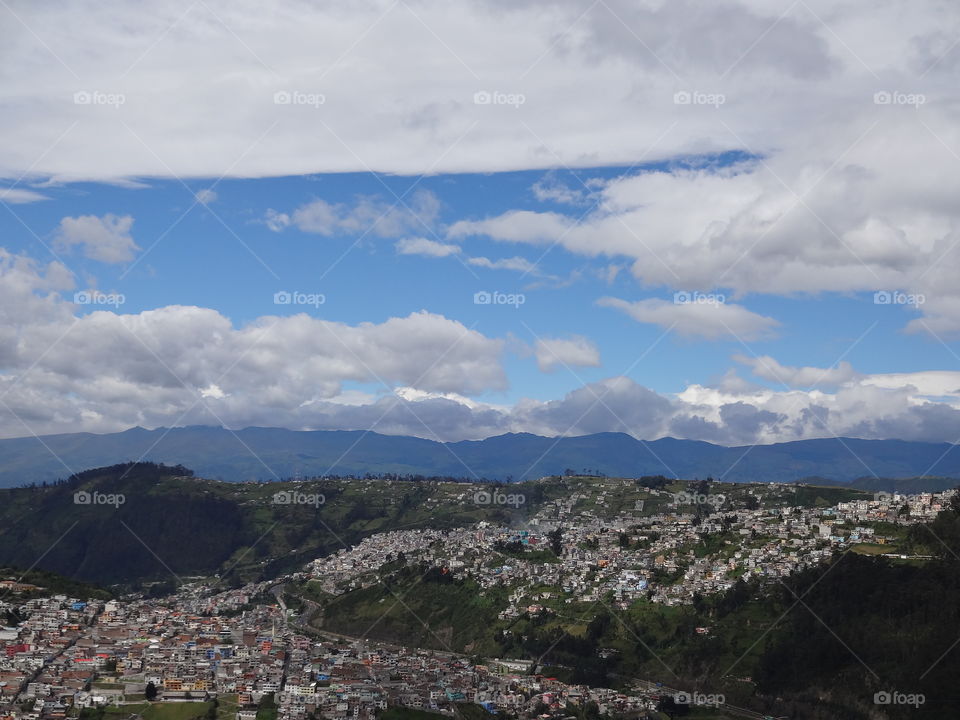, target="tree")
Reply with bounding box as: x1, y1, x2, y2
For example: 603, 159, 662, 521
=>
145, 682, 158, 701
547, 527, 564, 556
